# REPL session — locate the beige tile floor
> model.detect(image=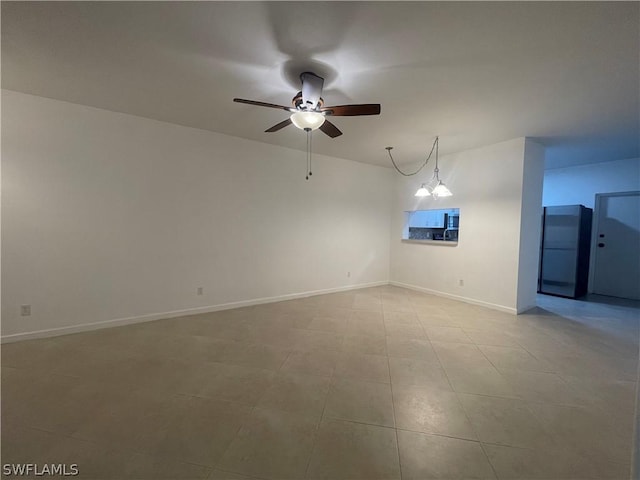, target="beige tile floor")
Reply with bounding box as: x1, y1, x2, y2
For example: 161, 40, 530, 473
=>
2, 285, 638, 479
